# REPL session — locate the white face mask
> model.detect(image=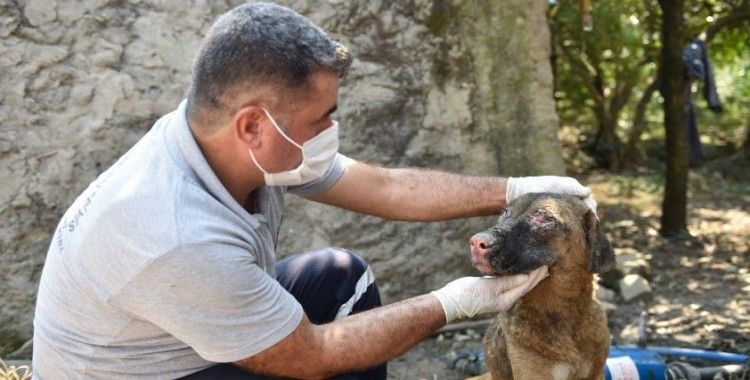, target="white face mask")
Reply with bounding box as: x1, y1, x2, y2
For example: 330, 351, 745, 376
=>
249, 108, 339, 186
